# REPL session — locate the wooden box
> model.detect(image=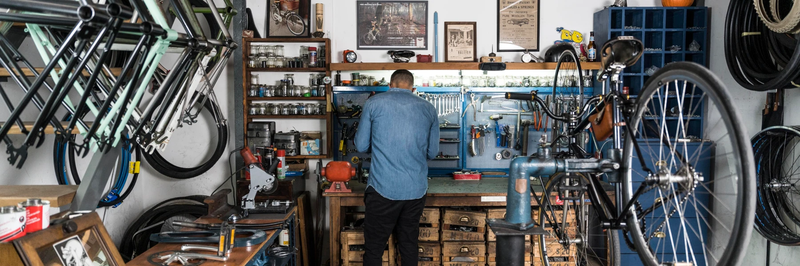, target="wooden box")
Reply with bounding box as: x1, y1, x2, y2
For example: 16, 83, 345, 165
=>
533, 257, 576, 266
487, 208, 531, 241
419, 208, 440, 242
442, 242, 486, 264
533, 209, 576, 225
340, 231, 396, 266
417, 242, 441, 265
488, 241, 532, 262
442, 209, 486, 241
532, 228, 577, 258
